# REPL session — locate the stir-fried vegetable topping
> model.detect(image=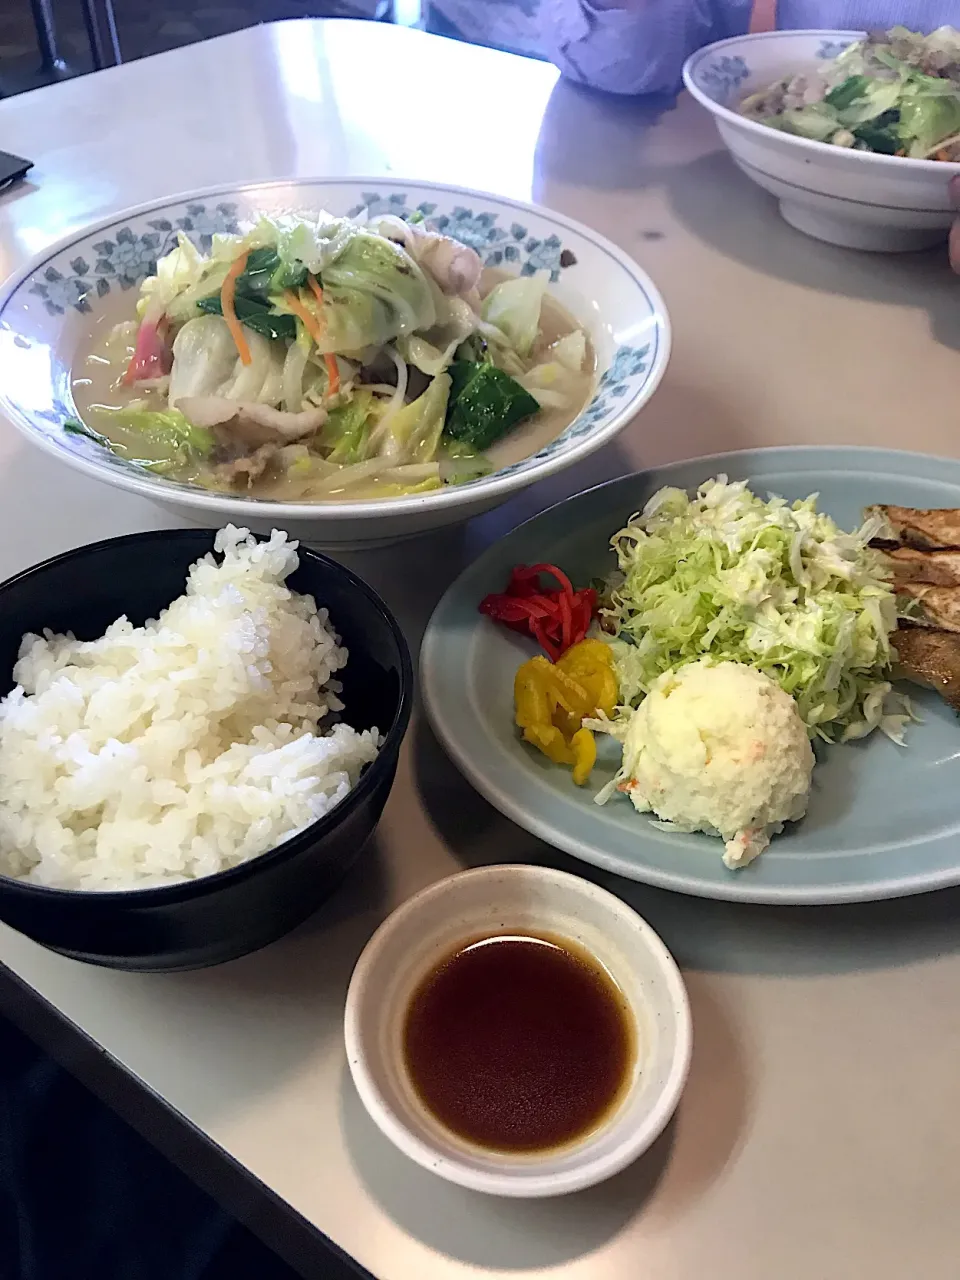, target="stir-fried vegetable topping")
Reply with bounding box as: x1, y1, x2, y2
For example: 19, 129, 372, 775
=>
741, 26, 960, 160
74, 210, 592, 499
